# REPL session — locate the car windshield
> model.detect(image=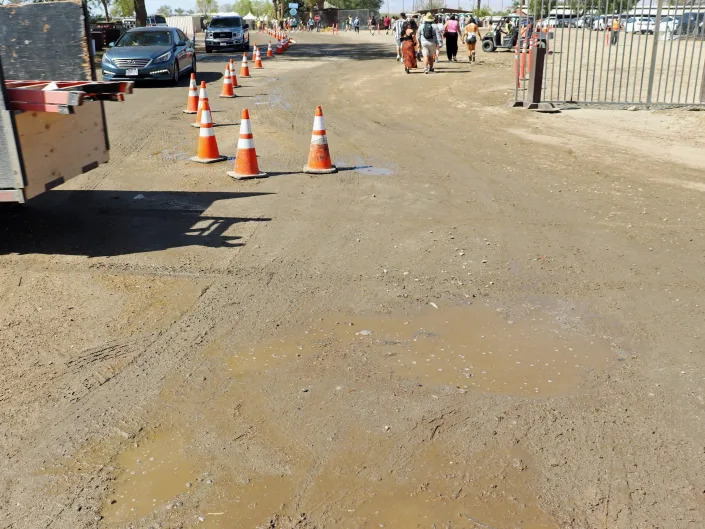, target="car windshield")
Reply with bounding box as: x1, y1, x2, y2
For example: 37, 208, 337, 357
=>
117, 31, 172, 46
209, 17, 242, 28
